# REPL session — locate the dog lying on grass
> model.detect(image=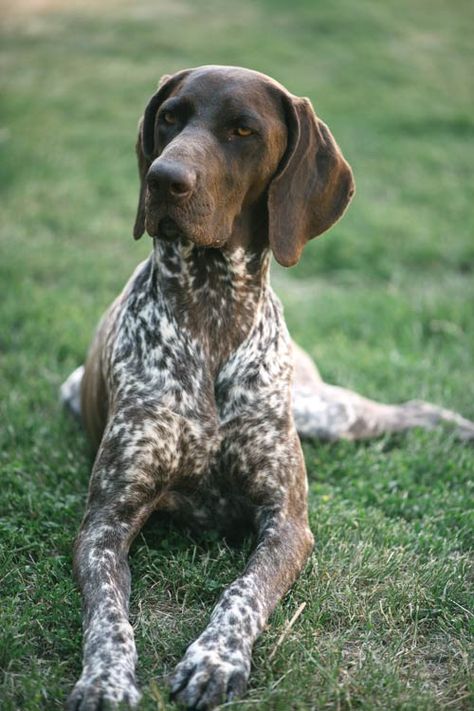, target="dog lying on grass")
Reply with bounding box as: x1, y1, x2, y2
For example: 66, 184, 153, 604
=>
61, 65, 474, 710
